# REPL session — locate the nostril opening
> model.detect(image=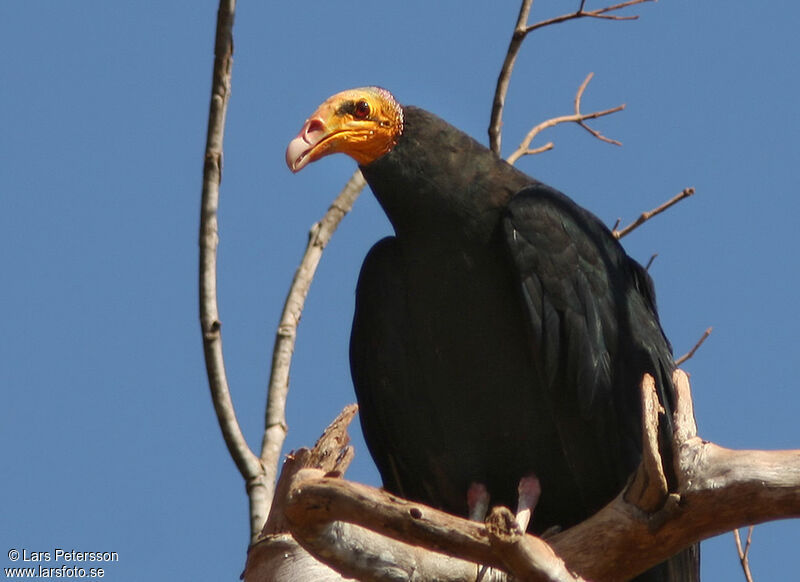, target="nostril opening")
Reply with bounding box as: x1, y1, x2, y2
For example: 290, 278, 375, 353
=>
304, 118, 325, 142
